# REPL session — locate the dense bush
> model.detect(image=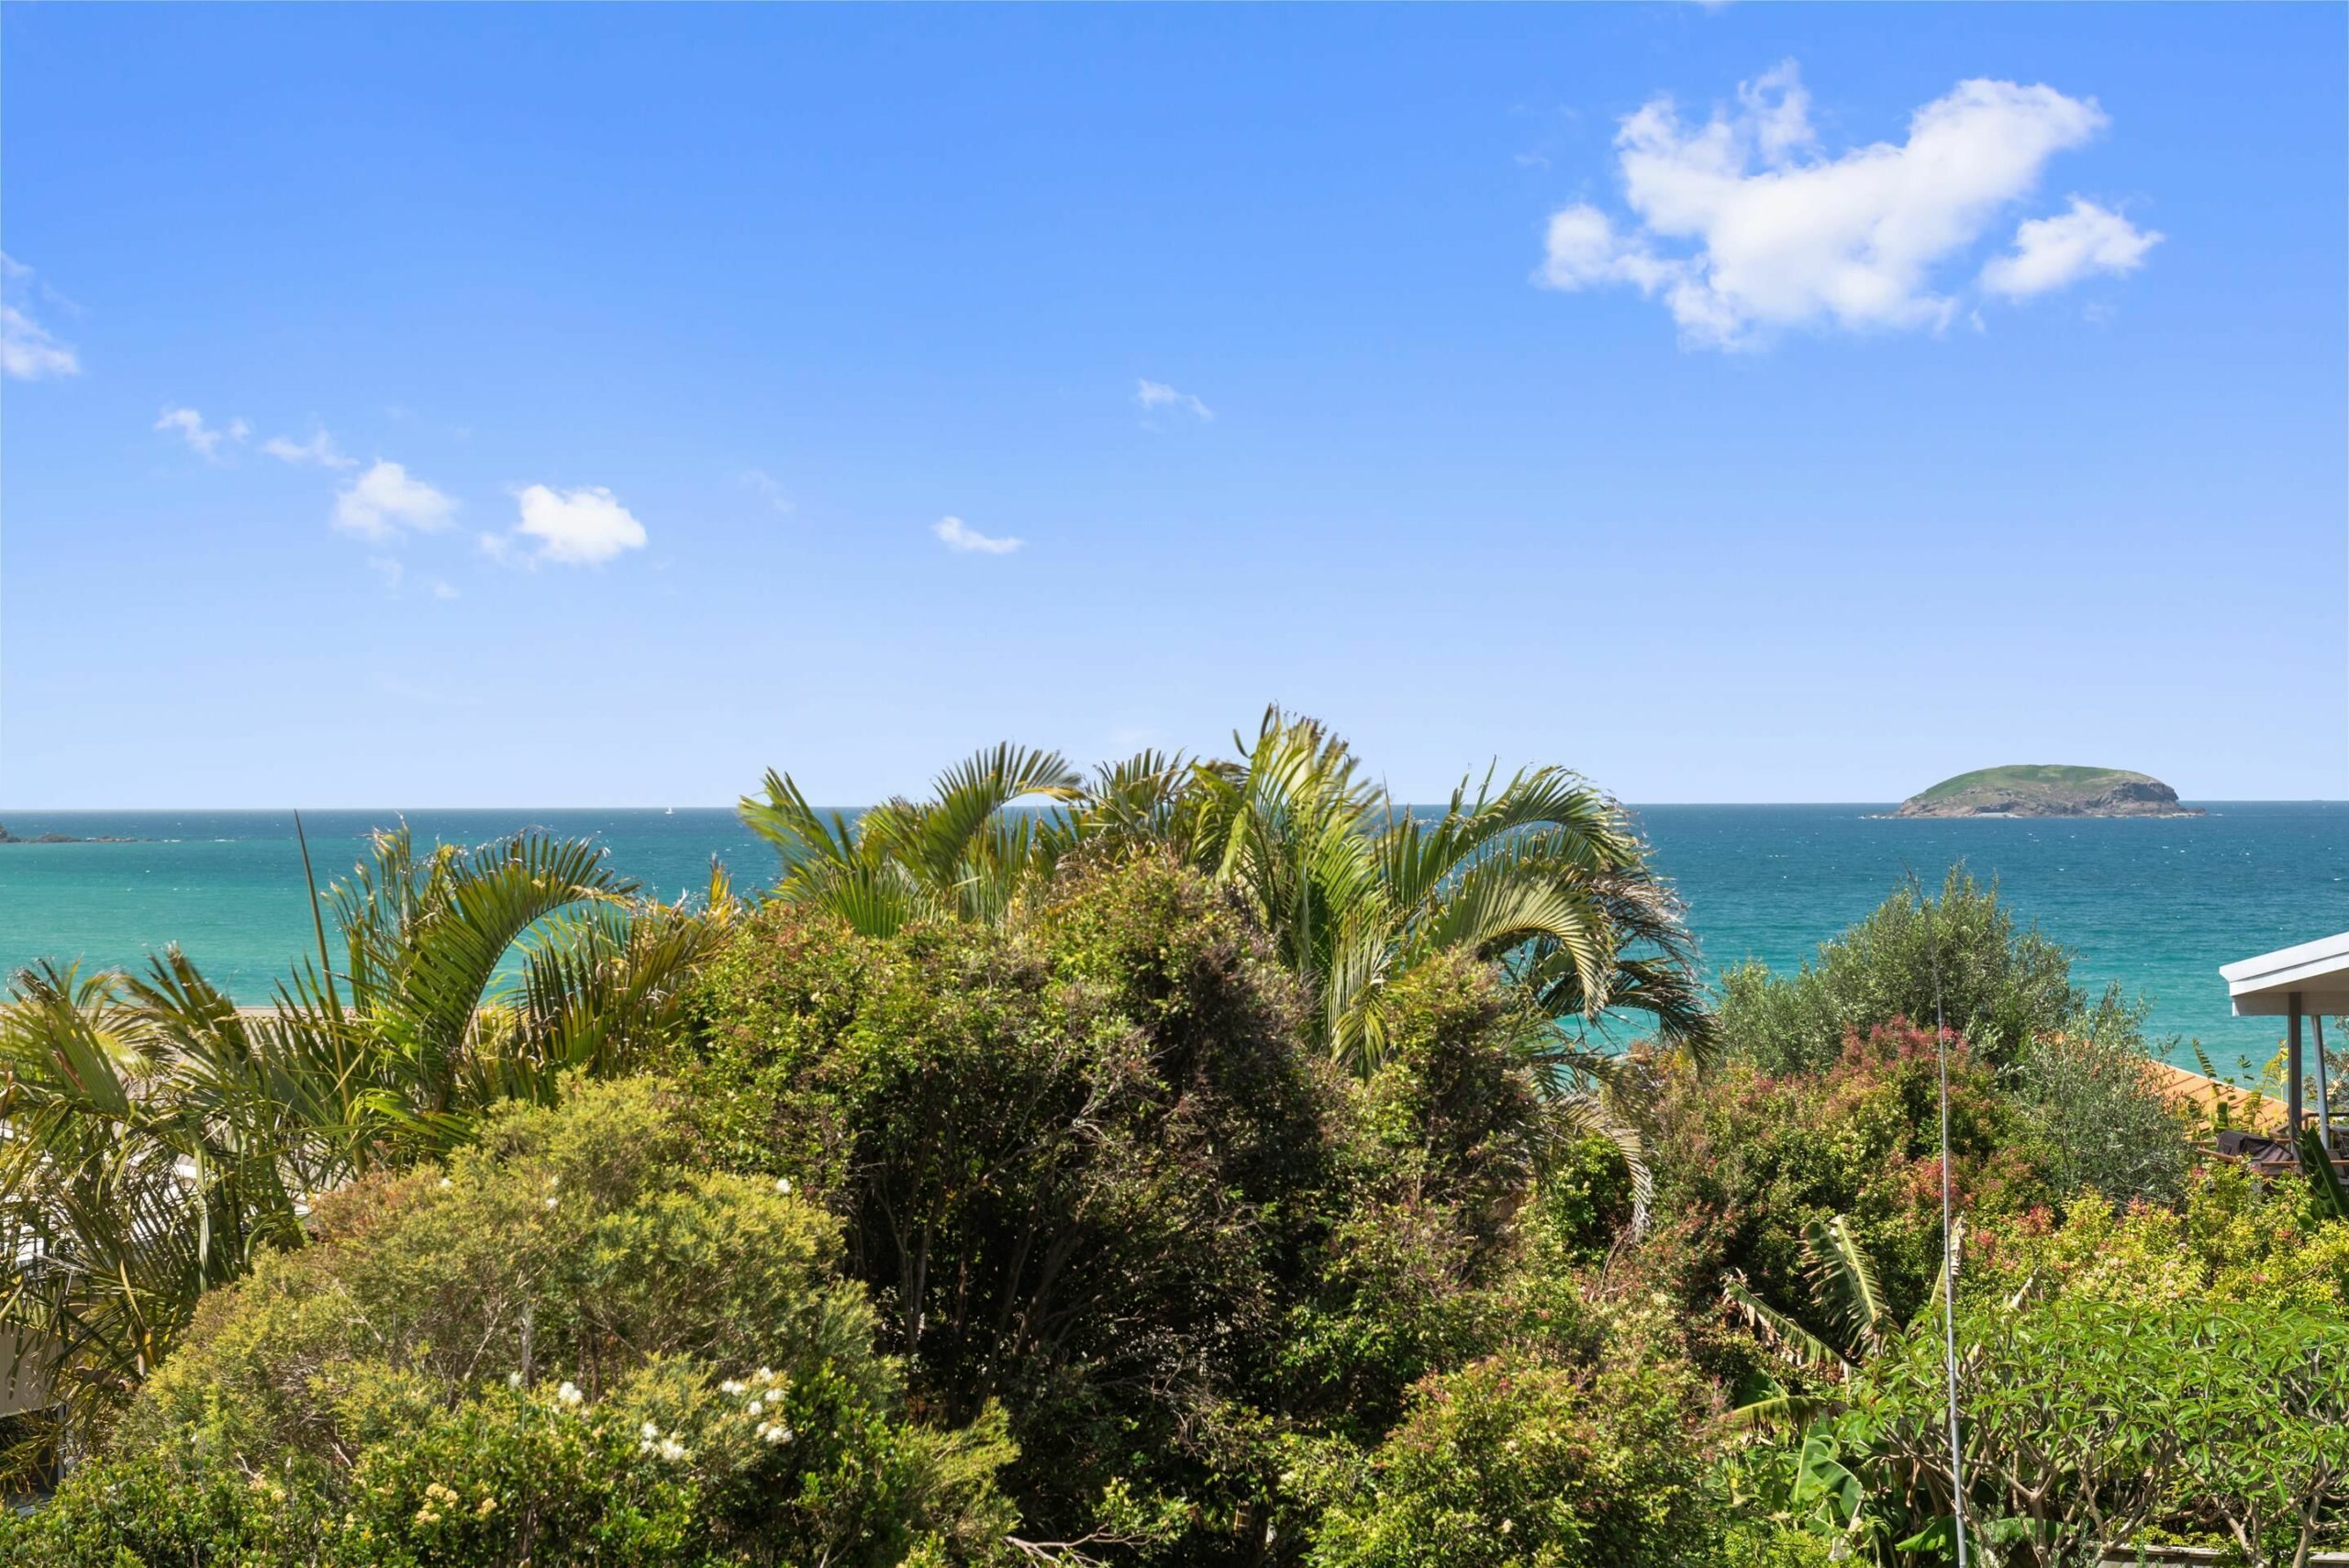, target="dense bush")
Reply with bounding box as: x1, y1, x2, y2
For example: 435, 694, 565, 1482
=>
1970, 1162, 2349, 1313
1708, 1171, 2349, 1567
22, 813, 2322, 1567
2006, 1026, 2193, 1206
1645, 1019, 2050, 1331
674, 856, 1337, 1552
0, 829, 729, 1483
1717, 869, 2121, 1075
669, 855, 1639, 1562
1299, 1349, 1719, 1568
0, 1079, 1014, 1566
